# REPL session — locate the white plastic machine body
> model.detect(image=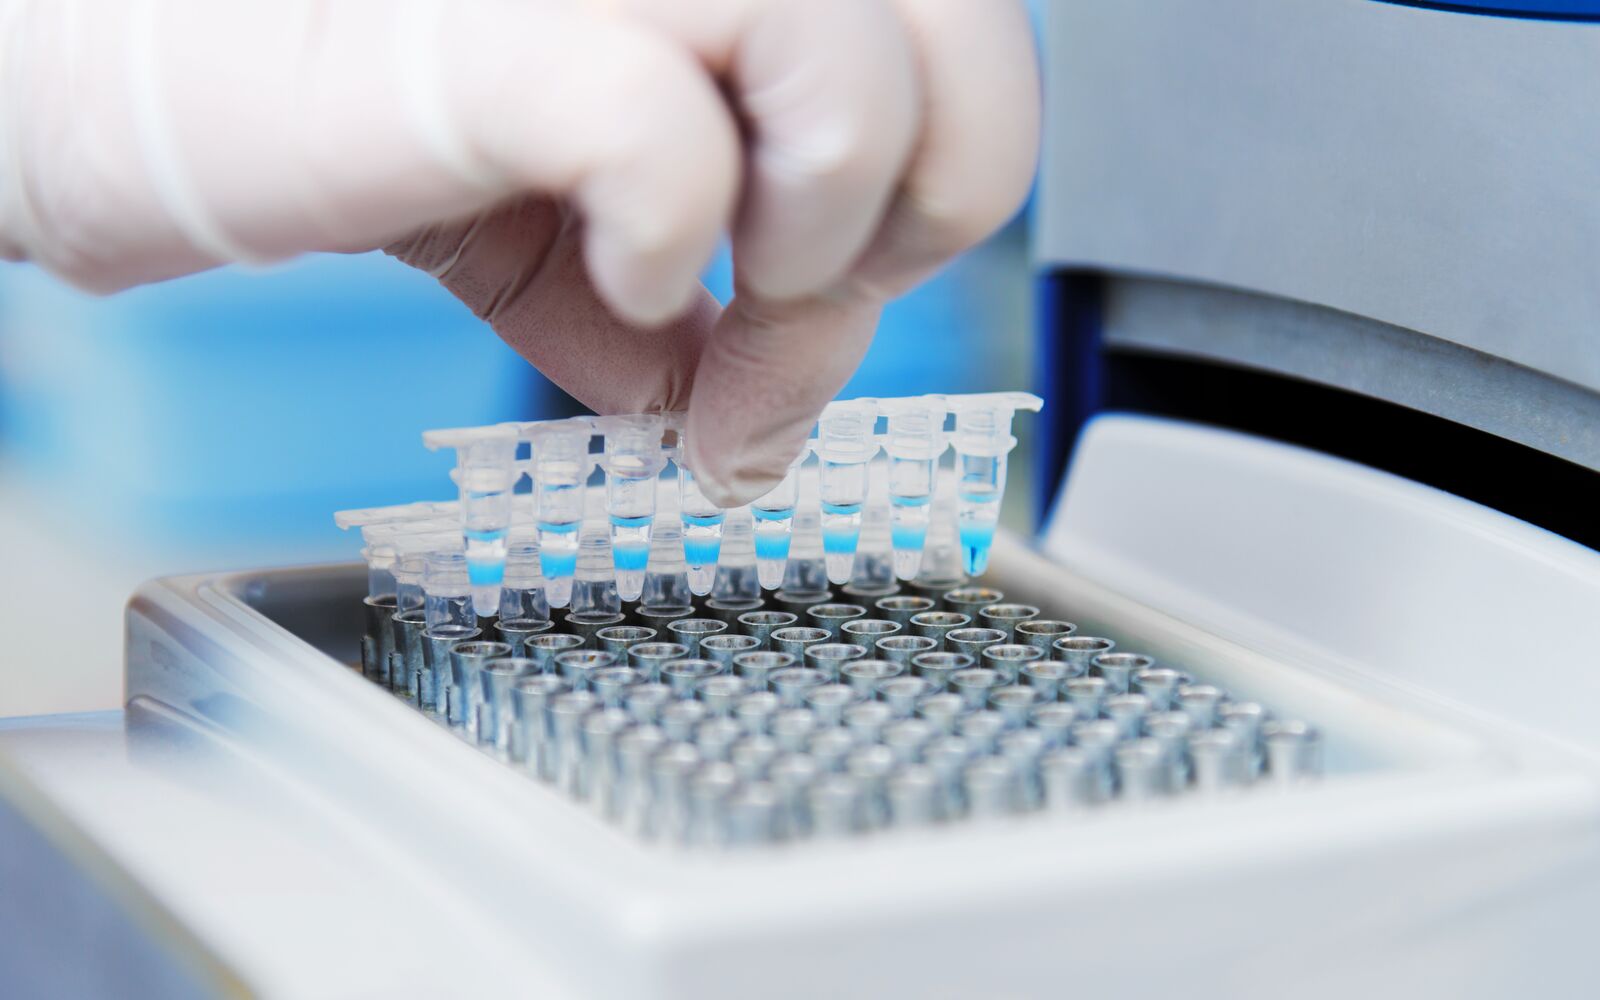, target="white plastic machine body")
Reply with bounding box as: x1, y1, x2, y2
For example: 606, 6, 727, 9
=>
4, 421, 1599, 998
6, 0, 1600, 996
